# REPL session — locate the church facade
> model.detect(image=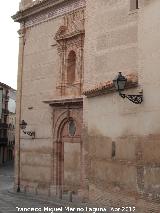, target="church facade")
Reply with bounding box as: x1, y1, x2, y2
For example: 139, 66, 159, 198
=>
13, 0, 160, 212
